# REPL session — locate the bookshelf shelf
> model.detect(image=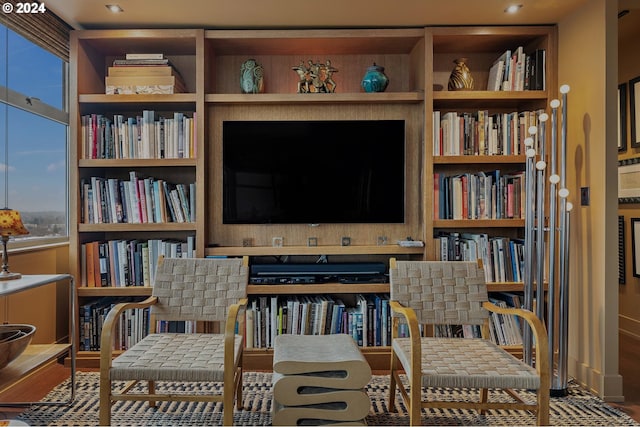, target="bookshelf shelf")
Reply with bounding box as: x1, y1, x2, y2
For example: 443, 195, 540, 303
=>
433, 155, 526, 165
247, 283, 390, 295
77, 287, 153, 297
433, 219, 525, 228
78, 159, 197, 168
78, 222, 196, 232
432, 90, 547, 109
205, 92, 423, 104
206, 245, 424, 257
79, 93, 197, 104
